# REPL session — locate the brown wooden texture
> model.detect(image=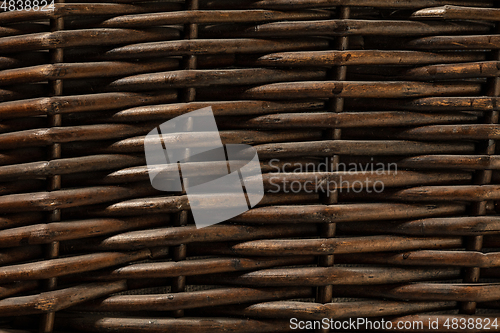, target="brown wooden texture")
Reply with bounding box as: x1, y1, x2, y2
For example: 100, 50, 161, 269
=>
0, 1, 500, 333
